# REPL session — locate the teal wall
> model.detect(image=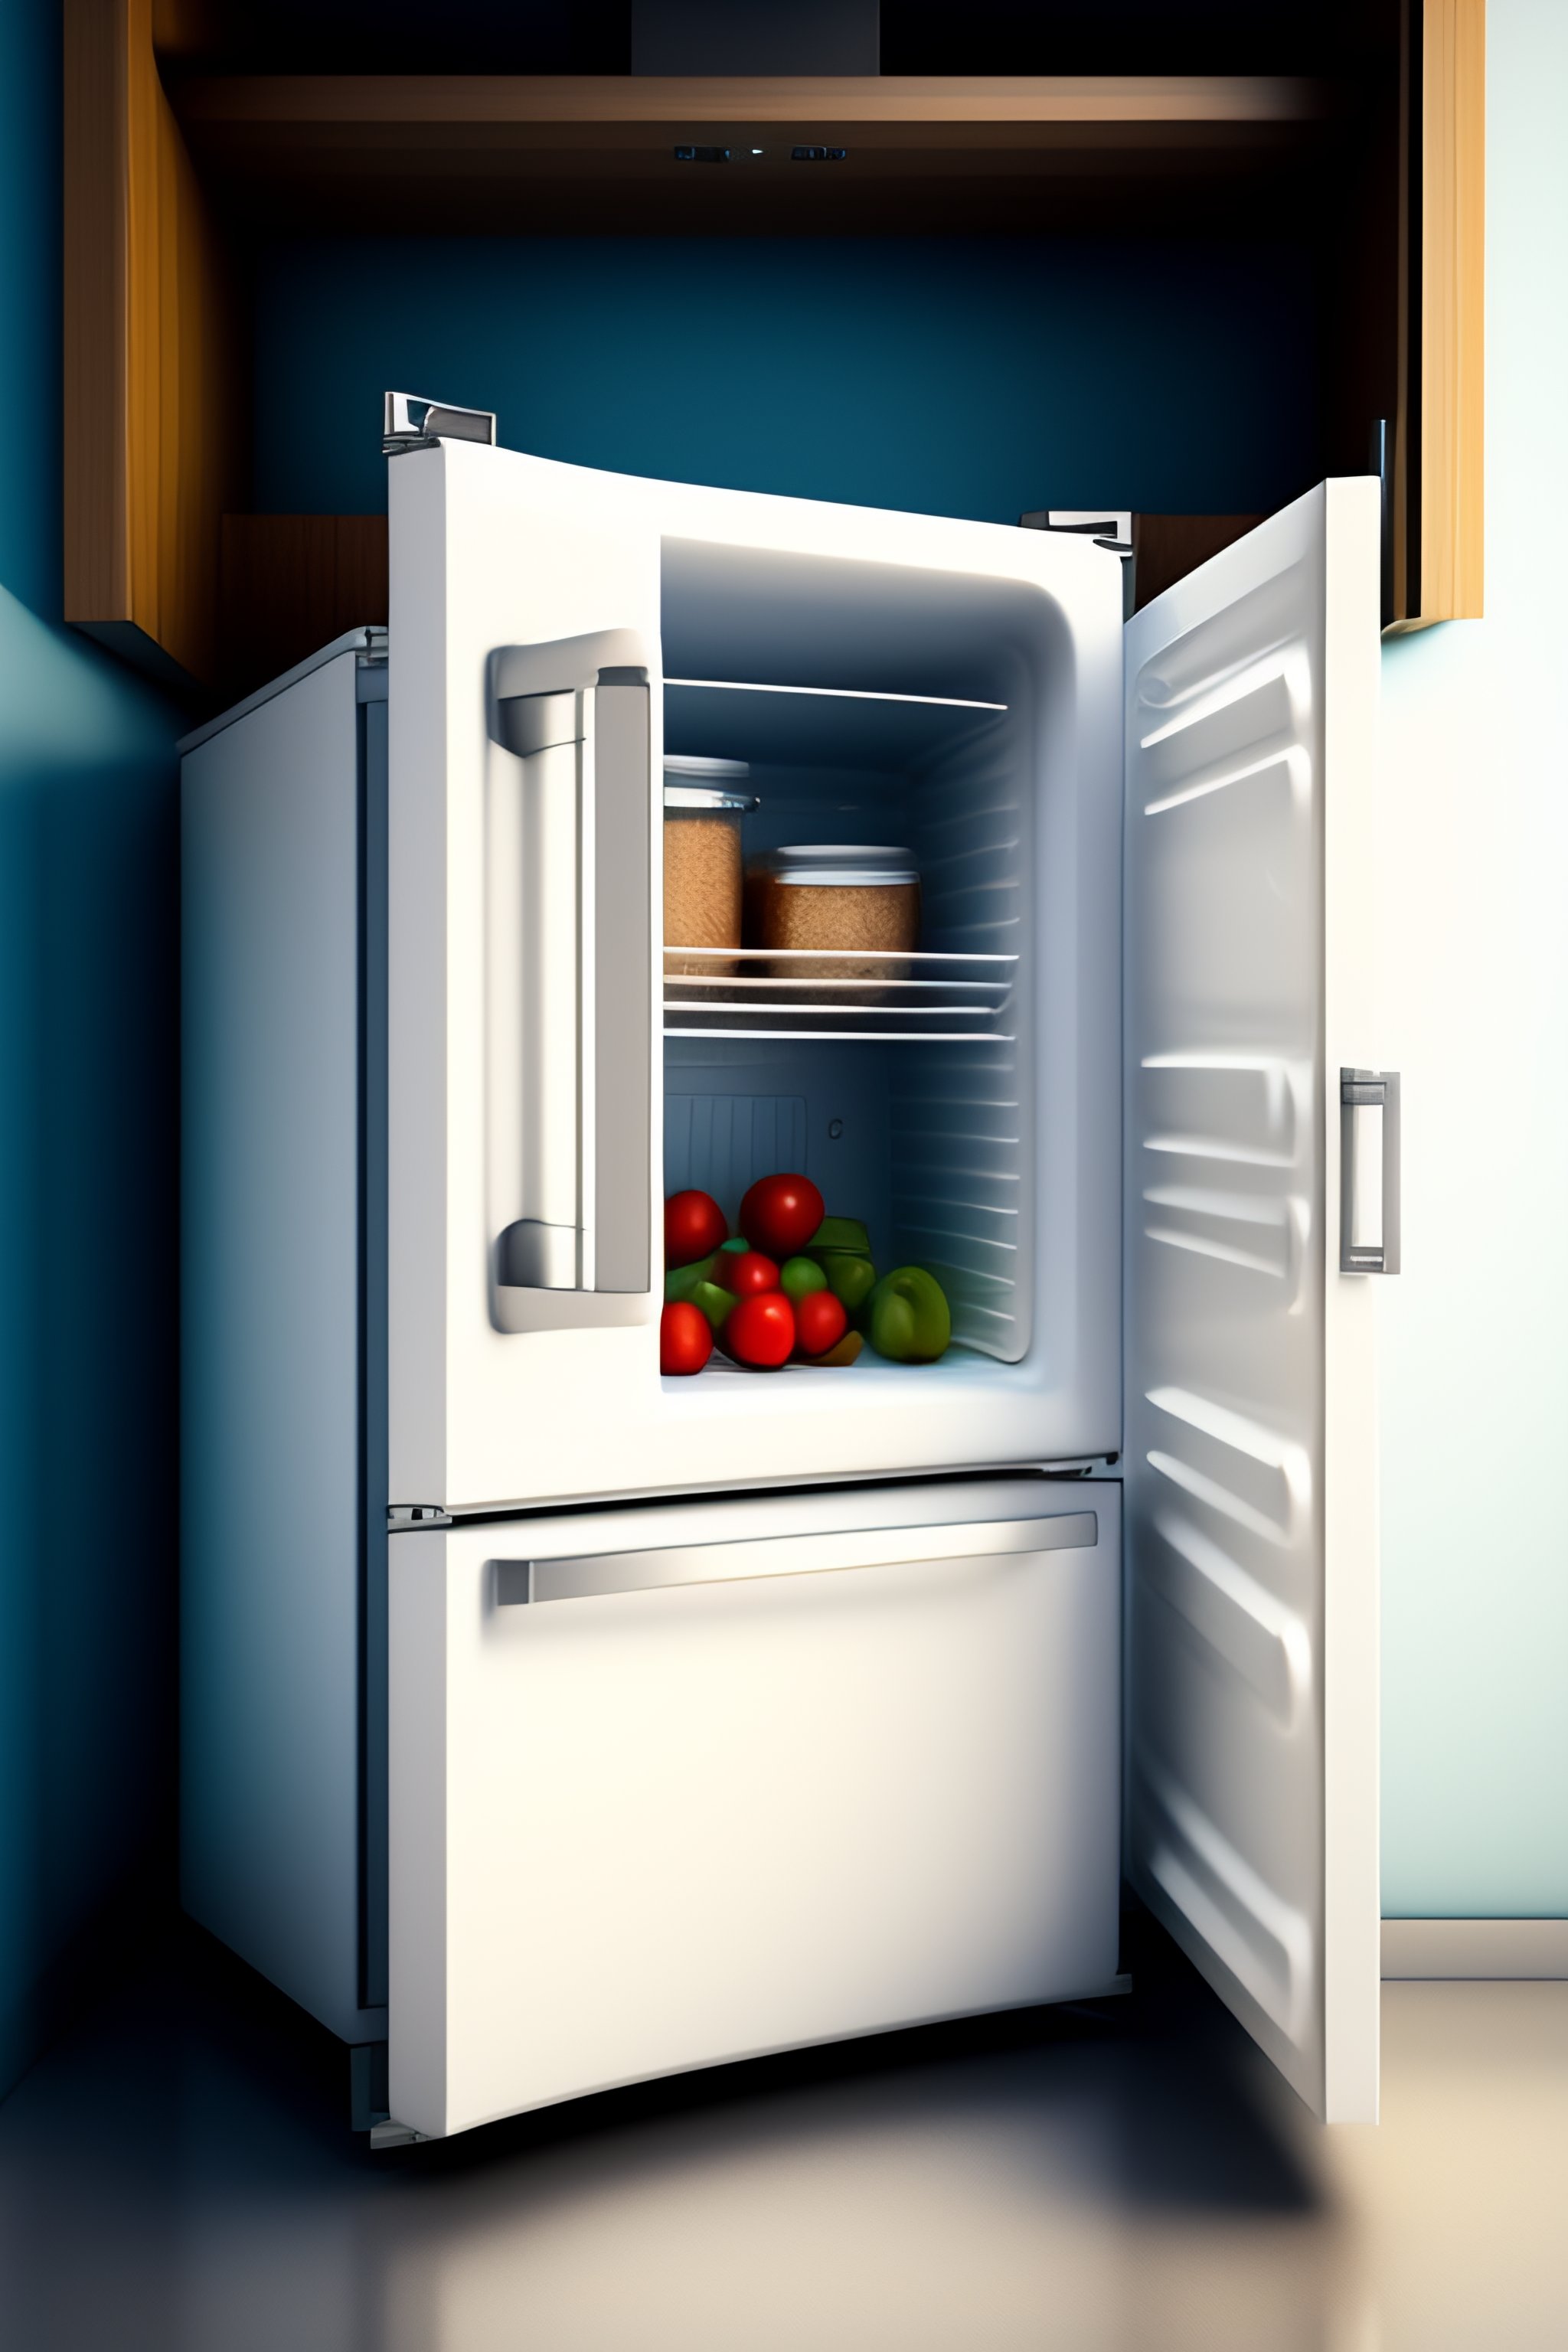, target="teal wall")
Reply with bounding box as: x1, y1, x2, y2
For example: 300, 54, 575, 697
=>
253, 232, 1321, 523
0, 0, 185, 2099
1377, 0, 1568, 1920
